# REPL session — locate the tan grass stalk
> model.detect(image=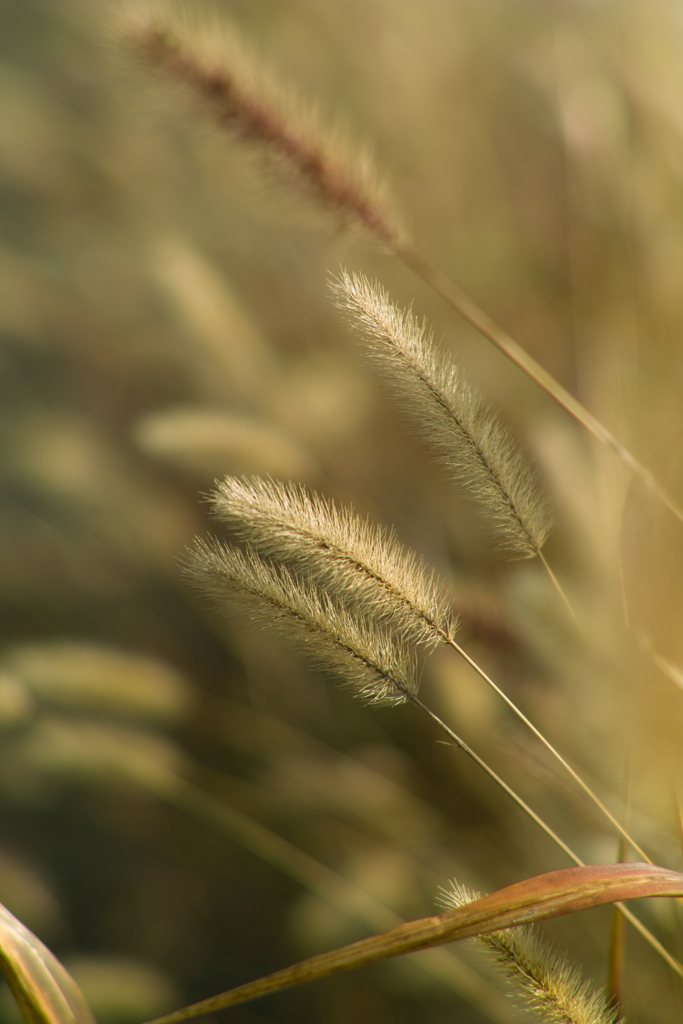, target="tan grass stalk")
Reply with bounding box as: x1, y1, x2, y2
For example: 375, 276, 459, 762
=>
439, 882, 622, 1024
121, 4, 404, 247
332, 271, 553, 560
